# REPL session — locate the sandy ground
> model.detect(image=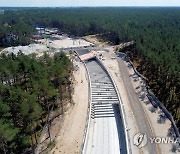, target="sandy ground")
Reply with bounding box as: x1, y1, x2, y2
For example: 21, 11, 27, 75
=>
51, 38, 92, 48
101, 49, 178, 153
1, 36, 93, 56
2, 44, 49, 55
127, 60, 177, 153
50, 61, 88, 154
38, 37, 93, 49
83, 35, 109, 47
